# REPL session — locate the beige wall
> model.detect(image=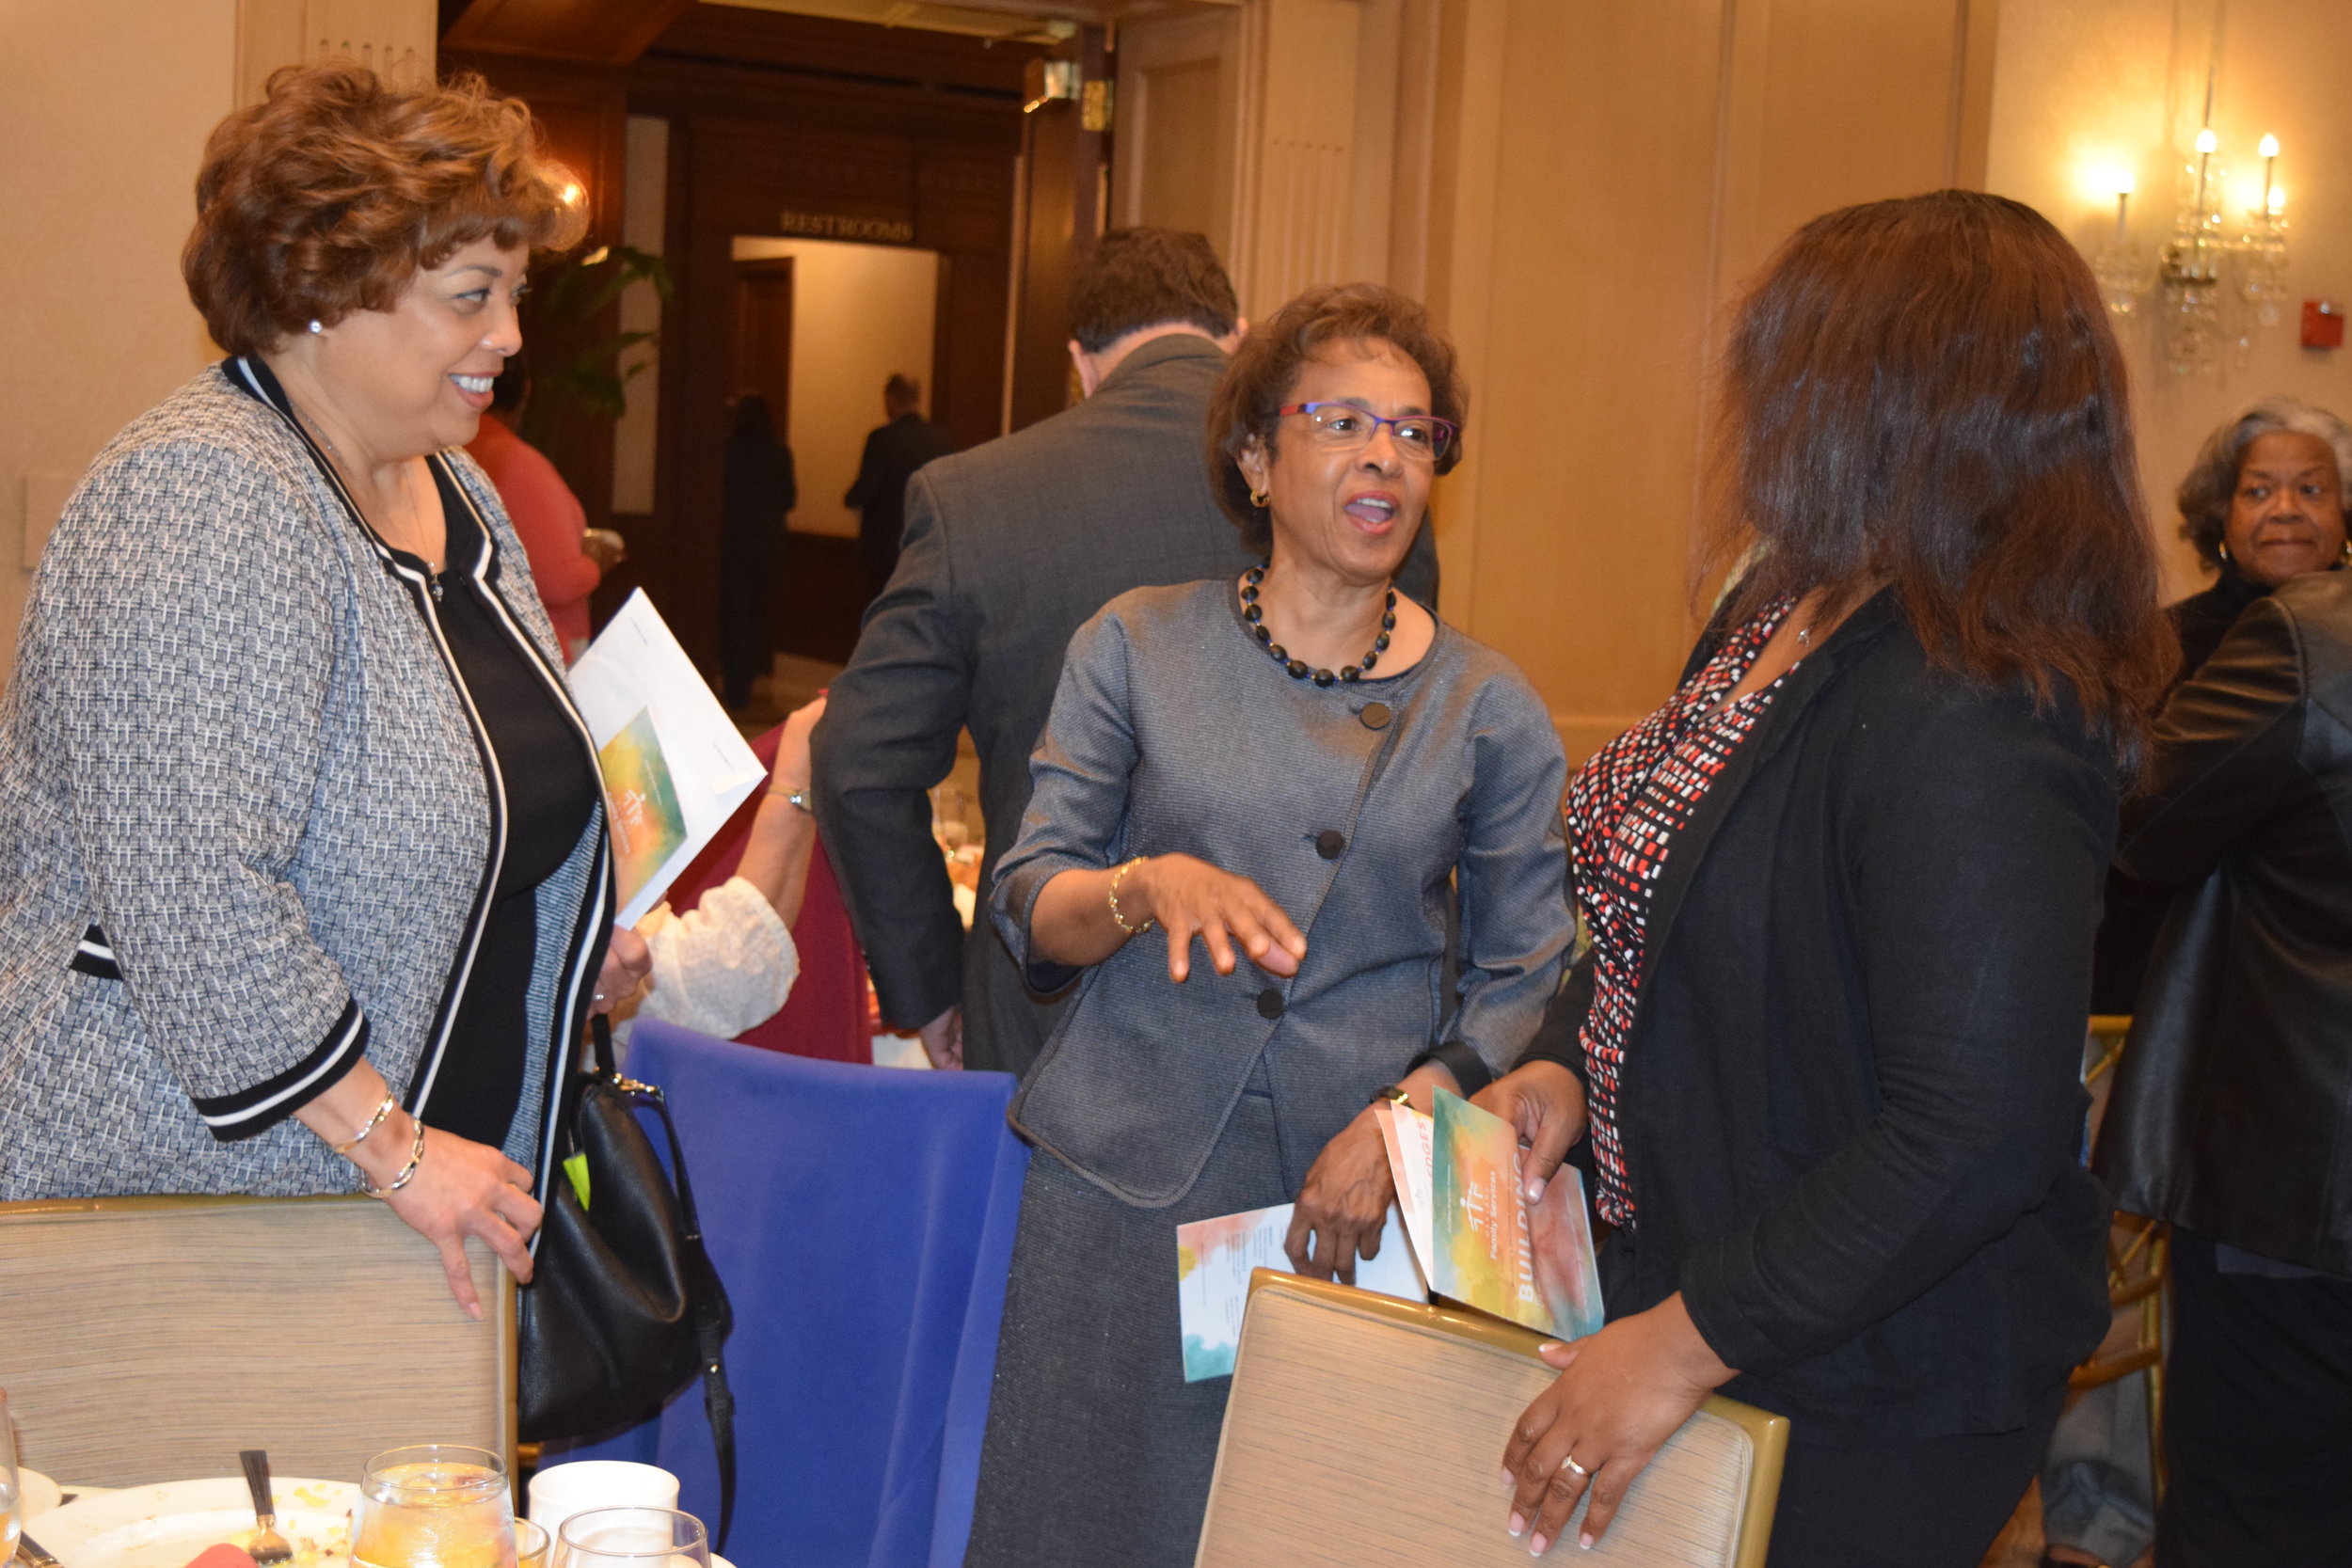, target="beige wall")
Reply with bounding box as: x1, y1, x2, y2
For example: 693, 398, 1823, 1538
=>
0, 0, 237, 689
729, 236, 944, 541
0, 0, 435, 688
1983, 0, 2352, 604
1168, 0, 2348, 762
1412, 0, 1997, 759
